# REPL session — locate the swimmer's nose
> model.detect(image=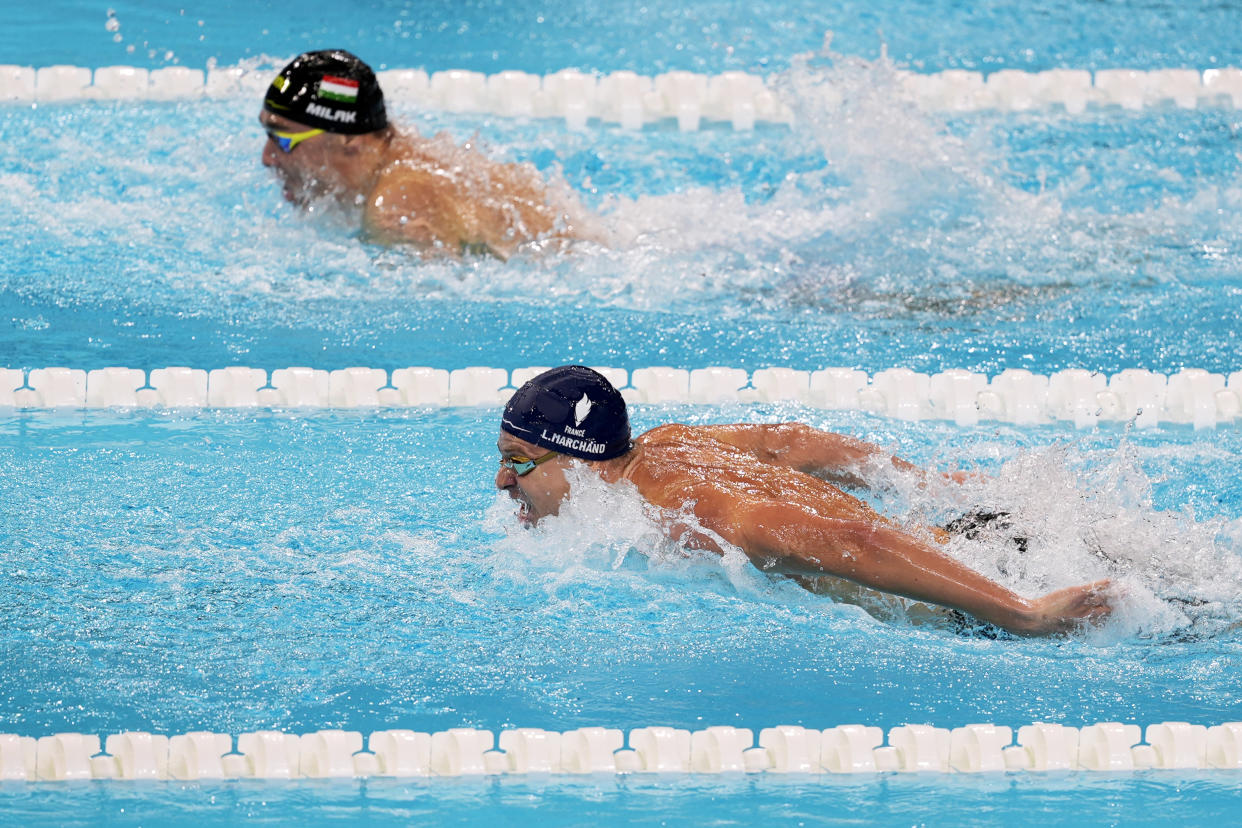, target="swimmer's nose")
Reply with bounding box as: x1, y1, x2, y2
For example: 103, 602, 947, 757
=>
496, 466, 516, 490
261, 138, 280, 168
